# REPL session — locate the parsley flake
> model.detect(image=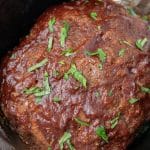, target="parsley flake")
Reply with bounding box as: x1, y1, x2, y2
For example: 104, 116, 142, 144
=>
48, 17, 56, 32
96, 126, 108, 143
58, 60, 65, 65
118, 48, 125, 57
59, 132, 75, 150
47, 147, 51, 150
62, 48, 74, 56
108, 89, 113, 97
90, 12, 97, 20
43, 72, 51, 94
98, 64, 103, 70
28, 58, 48, 72
53, 70, 59, 77
11, 54, 16, 59
129, 98, 139, 104
136, 38, 148, 50
95, 91, 100, 97
53, 96, 61, 103
142, 15, 149, 21
127, 8, 137, 16
74, 118, 90, 126
24, 87, 42, 95
110, 112, 120, 129
83, 0, 89, 4
24, 72, 51, 103
141, 86, 150, 94
64, 64, 87, 88
86, 48, 107, 63
97, 25, 101, 30
48, 36, 53, 52
60, 21, 70, 47
120, 40, 133, 47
